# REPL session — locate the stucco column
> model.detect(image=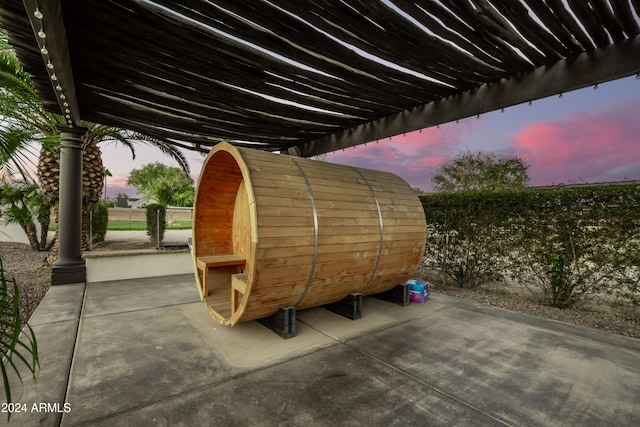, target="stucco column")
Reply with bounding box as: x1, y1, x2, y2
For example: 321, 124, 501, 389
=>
51, 126, 87, 285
